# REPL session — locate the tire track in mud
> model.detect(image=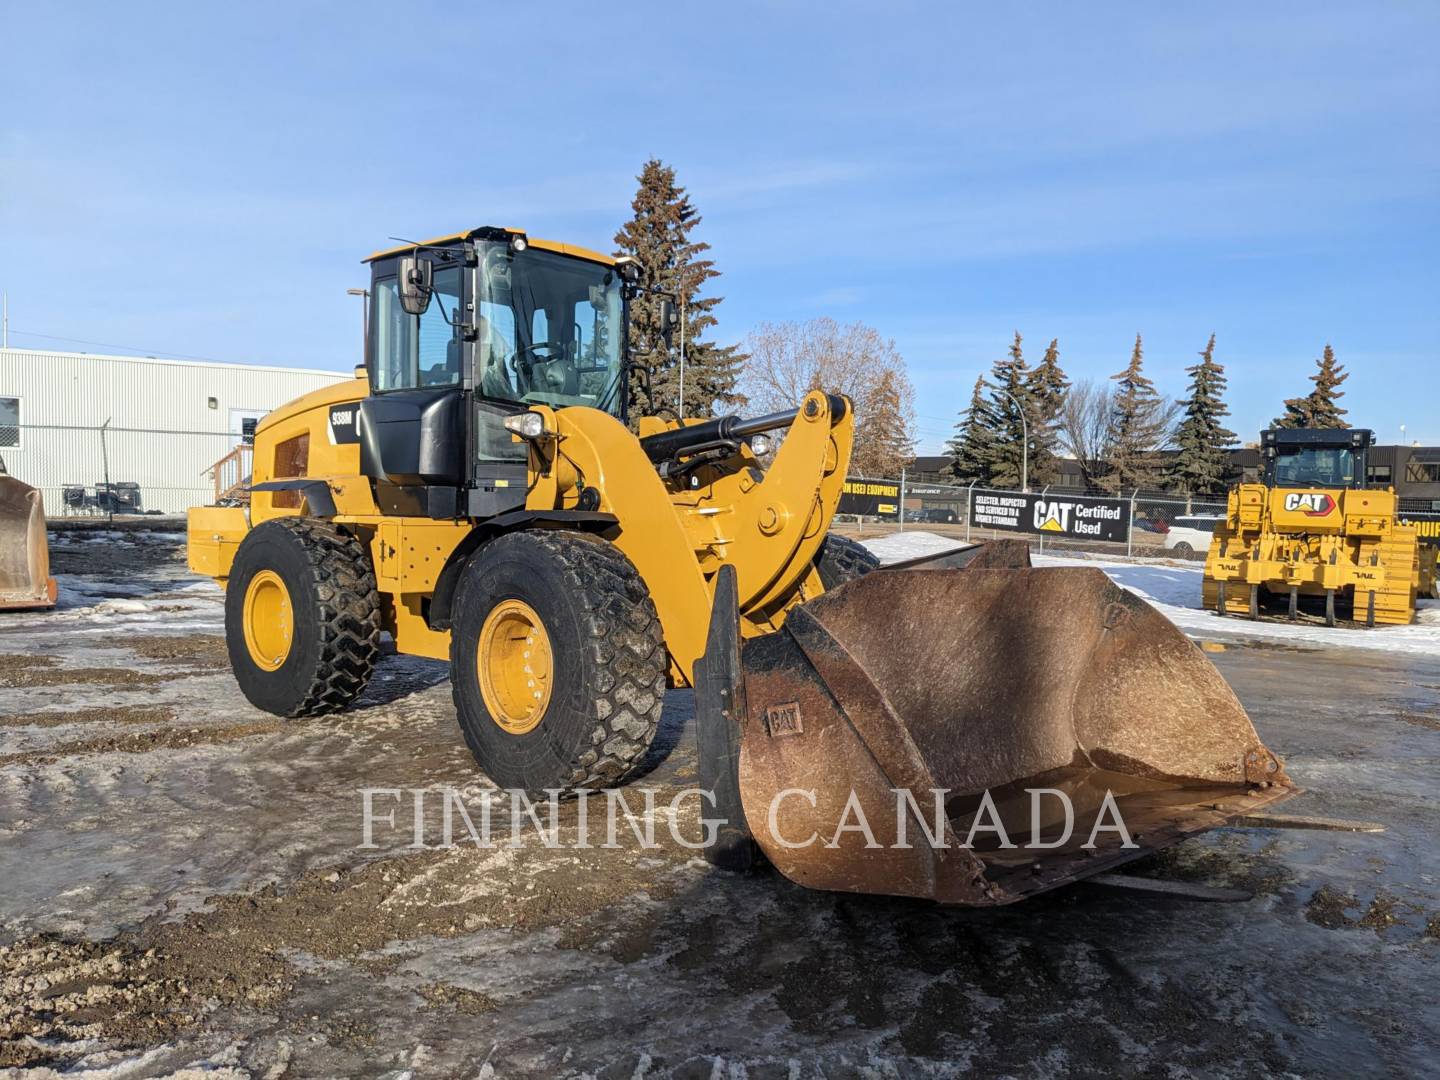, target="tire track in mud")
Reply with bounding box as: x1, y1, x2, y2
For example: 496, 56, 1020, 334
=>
0, 720, 285, 767
0, 654, 170, 690
0, 704, 177, 729
0, 813, 702, 1071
